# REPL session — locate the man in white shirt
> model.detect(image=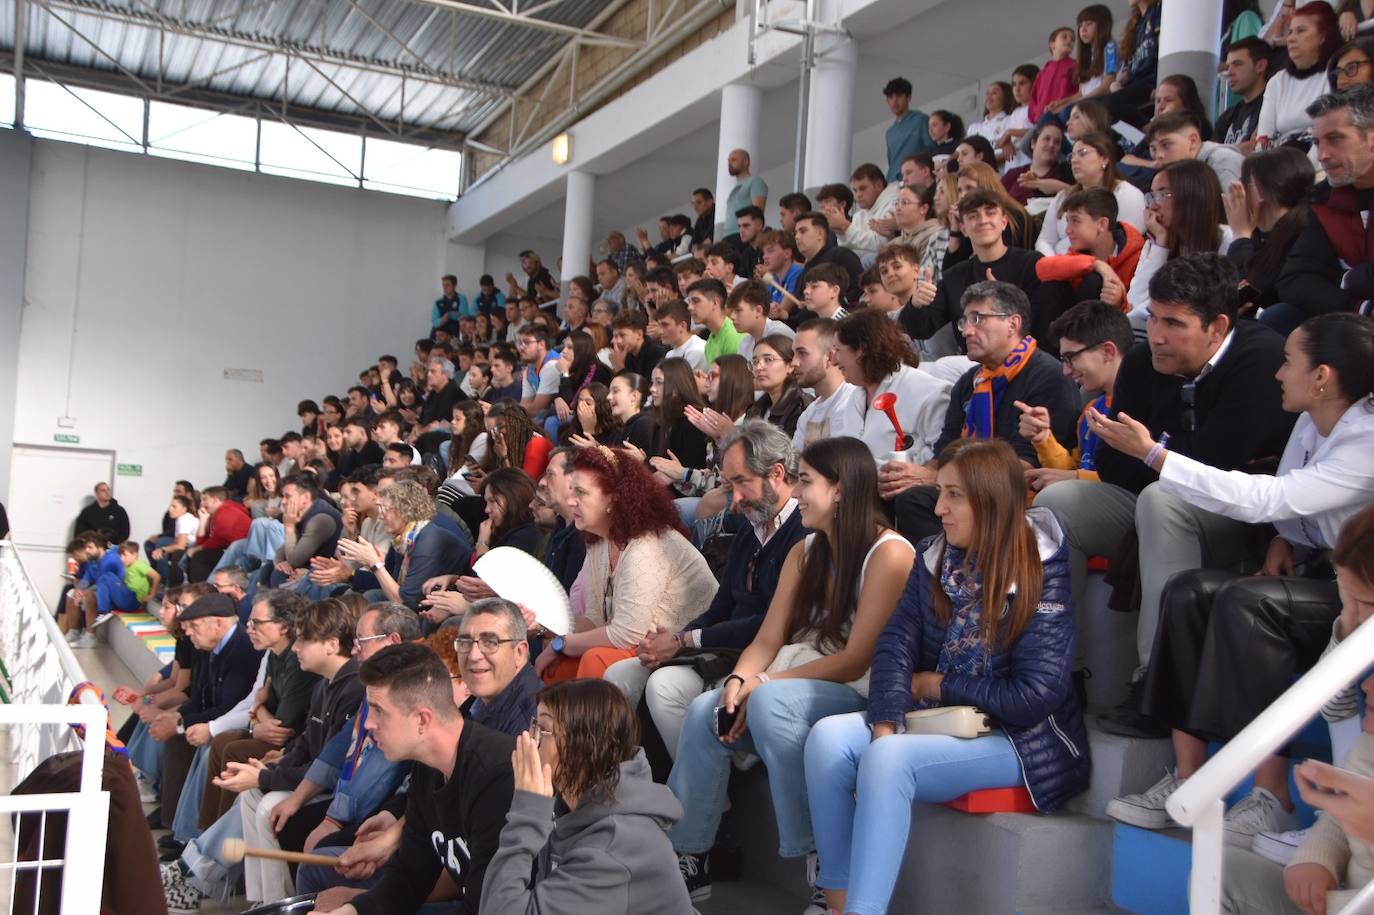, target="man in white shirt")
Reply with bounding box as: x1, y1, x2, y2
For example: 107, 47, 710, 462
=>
517, 324, 561, 417
789, 318, 864, 450
656, 299, 708, 373
818, 165, 900, 261
728, 280, 796, 362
